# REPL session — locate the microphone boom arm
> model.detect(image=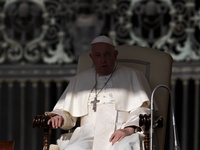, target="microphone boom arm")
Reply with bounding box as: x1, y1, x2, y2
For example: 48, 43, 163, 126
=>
150, 84, 181, 150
